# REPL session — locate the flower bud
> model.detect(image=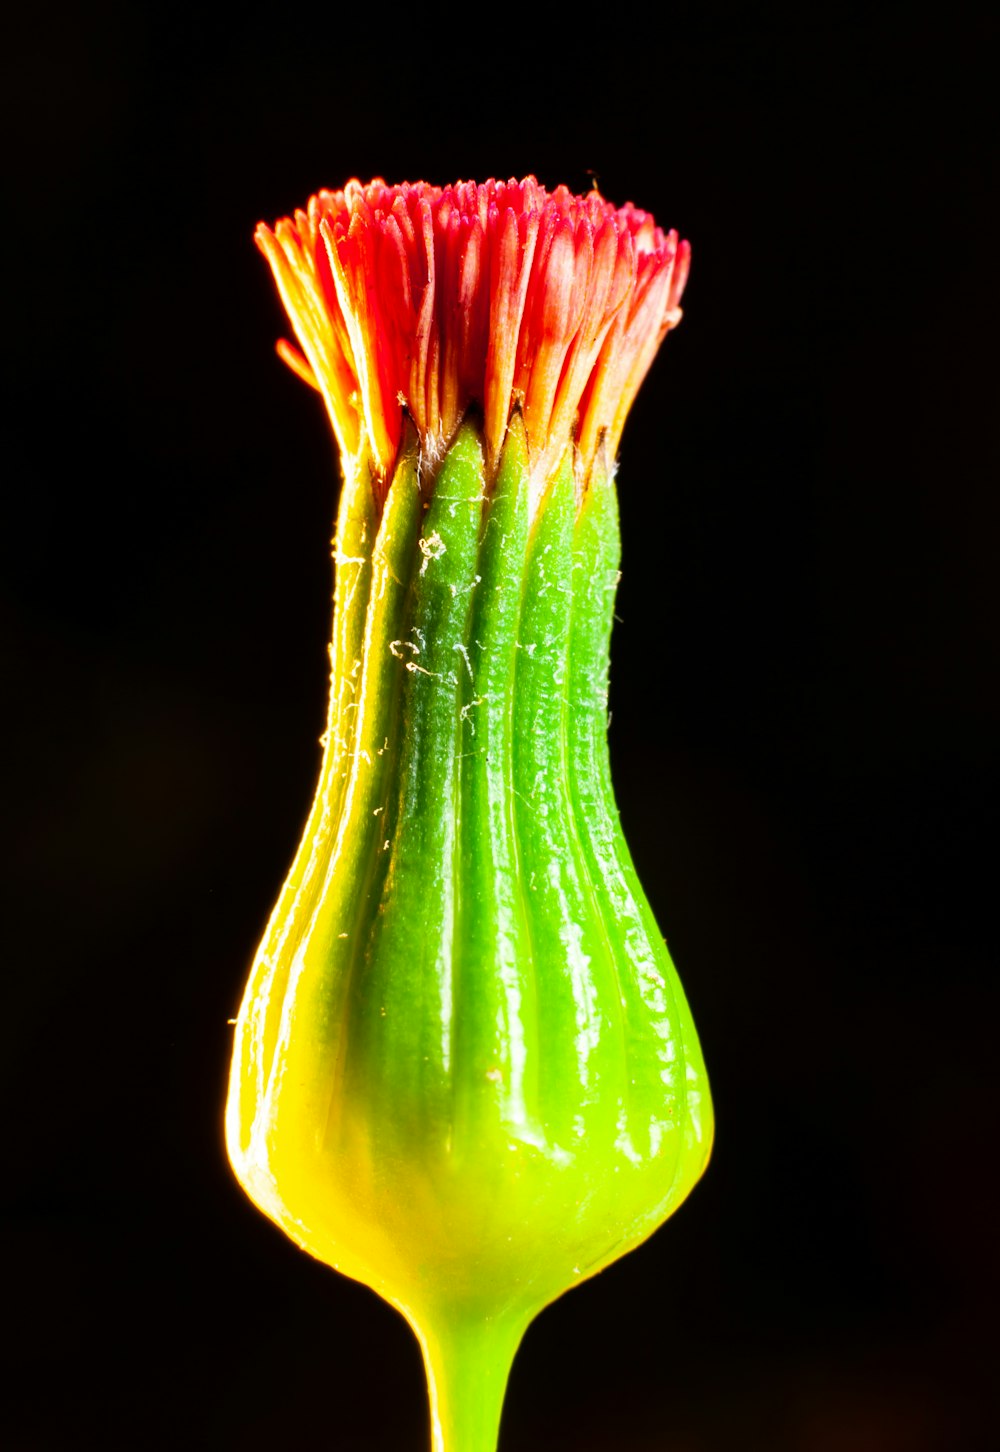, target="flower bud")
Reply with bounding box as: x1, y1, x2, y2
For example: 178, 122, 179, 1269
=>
227, 177, 711, 1452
